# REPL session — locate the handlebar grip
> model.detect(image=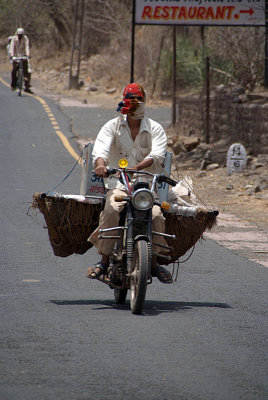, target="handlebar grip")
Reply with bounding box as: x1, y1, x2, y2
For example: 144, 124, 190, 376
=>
158, 174, 177, 187
106, 167, 117, 176
165, 177, 177, 187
